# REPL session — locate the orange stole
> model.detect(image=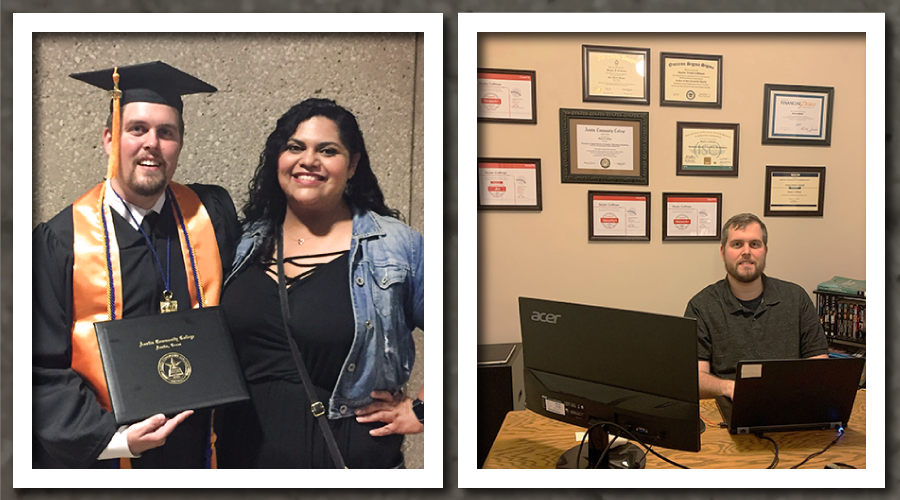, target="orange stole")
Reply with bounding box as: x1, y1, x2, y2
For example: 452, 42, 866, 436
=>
70, 182, 222, 466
